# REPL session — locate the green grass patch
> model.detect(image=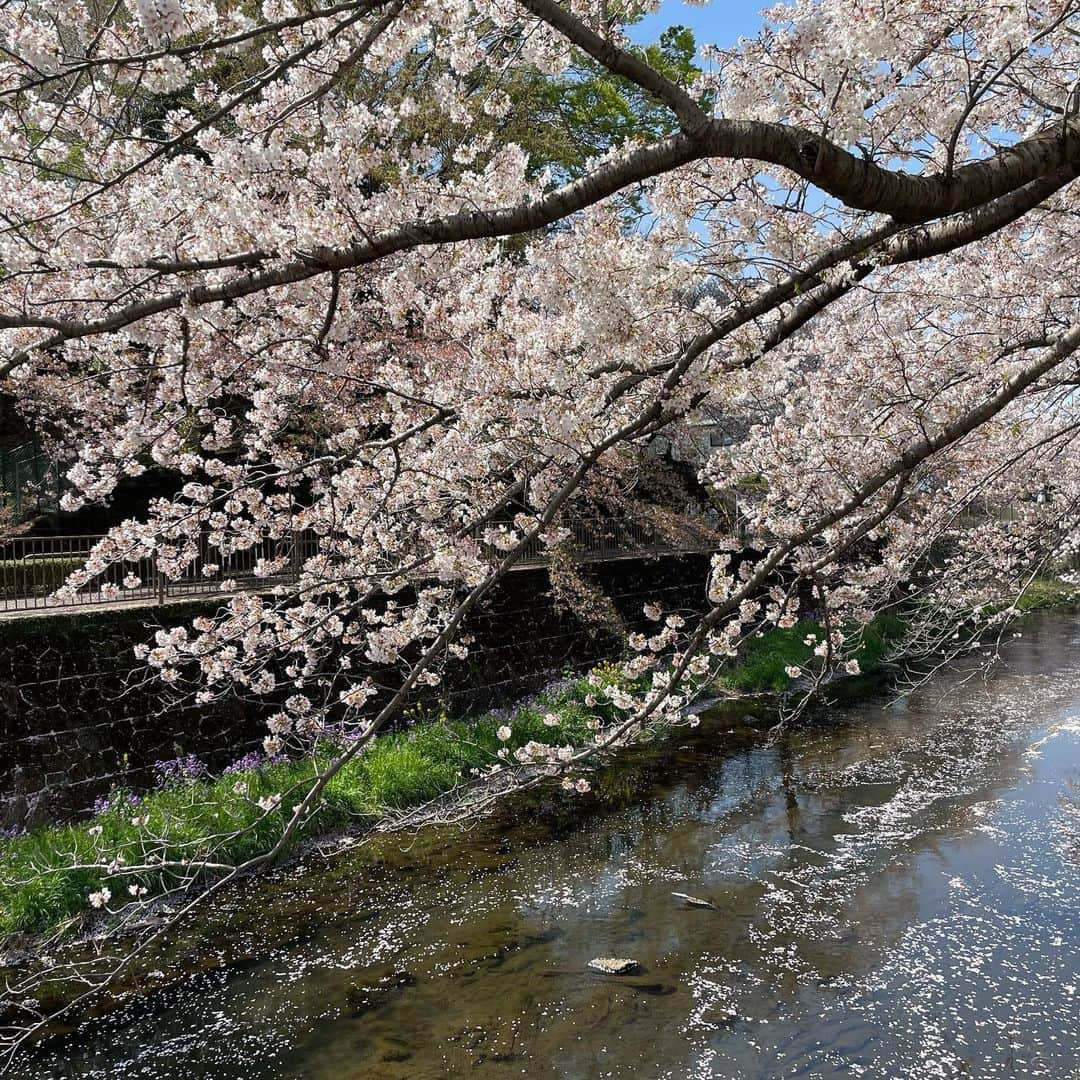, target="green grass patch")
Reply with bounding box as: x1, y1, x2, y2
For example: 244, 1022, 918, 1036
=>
722, 613, 906, 694
0, 613, 909, 945
722, 621, 818, 693
1015, 575, 1080, 612
0, 758, 332, 940
966, 574, 1080, 622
